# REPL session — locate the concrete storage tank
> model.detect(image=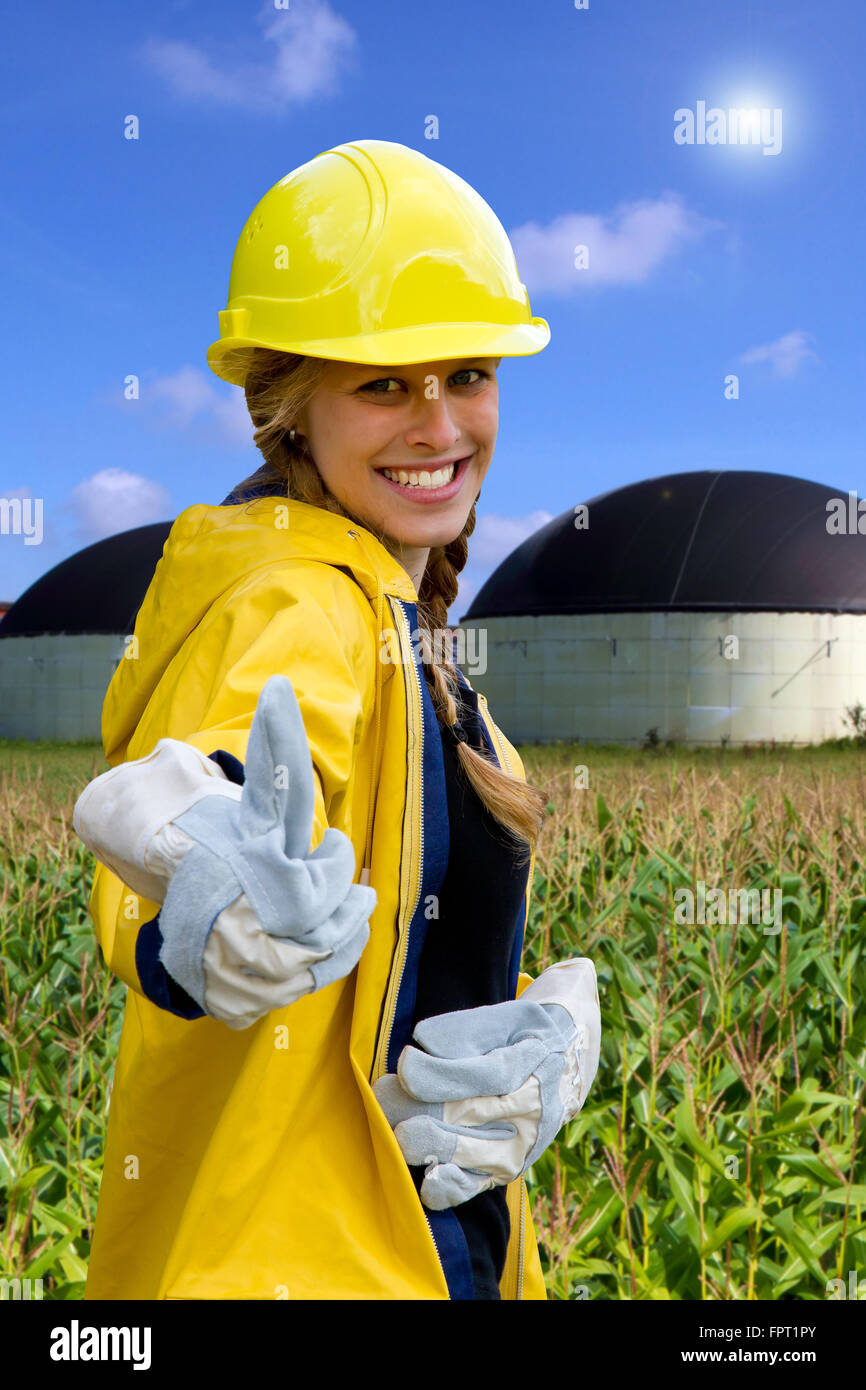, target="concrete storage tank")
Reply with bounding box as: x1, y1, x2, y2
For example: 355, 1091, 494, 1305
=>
0, 523, 172, 742
458, 470, 866, 746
